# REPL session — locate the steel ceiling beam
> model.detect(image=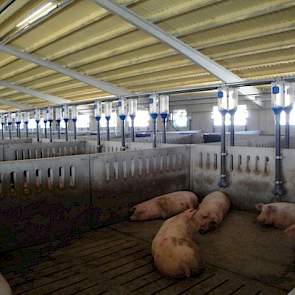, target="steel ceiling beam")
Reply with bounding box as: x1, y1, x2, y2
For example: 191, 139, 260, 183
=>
93, 0, 262, 107
0, 44, 134, 97
0, 80, 69, 105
